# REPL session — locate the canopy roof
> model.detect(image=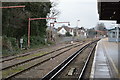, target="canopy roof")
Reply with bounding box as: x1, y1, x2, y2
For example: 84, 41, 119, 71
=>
97, 0, 120, 23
